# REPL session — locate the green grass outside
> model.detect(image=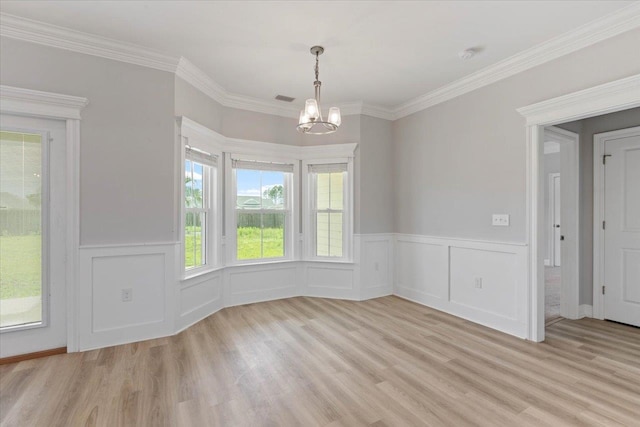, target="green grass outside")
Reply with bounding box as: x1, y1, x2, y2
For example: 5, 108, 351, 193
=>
0, 235, 42, 299
237, 227, 284, 260
184, 226, 202, 269
185, 226, 285, 266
